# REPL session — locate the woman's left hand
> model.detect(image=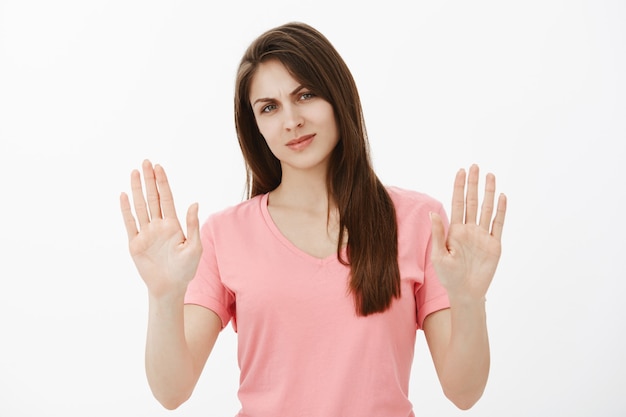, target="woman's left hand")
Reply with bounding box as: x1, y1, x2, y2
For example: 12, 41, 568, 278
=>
430, 165, 507, 301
